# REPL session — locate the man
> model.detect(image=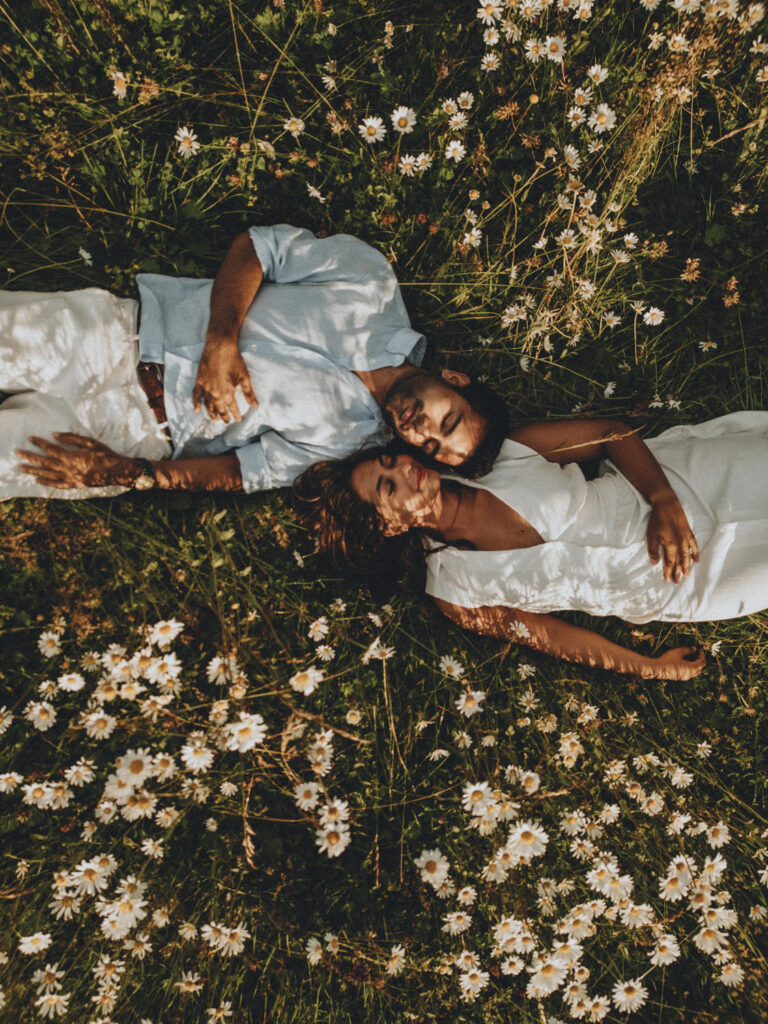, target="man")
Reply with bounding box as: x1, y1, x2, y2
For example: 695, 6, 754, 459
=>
7, 225, 506, 497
